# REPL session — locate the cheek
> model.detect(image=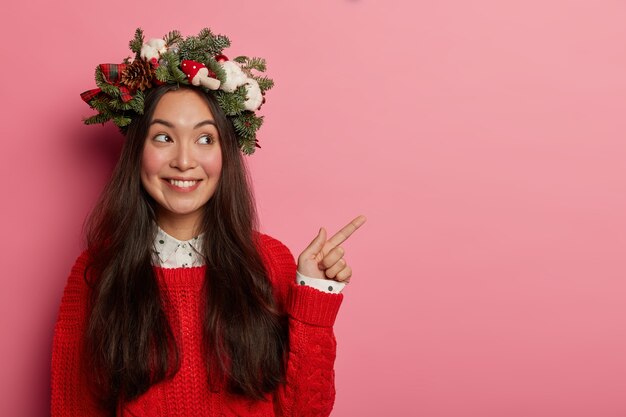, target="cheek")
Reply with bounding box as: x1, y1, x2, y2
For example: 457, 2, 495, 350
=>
141, 145, 165, 180
199, 151, 223, 178
140, 146, 168, 197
